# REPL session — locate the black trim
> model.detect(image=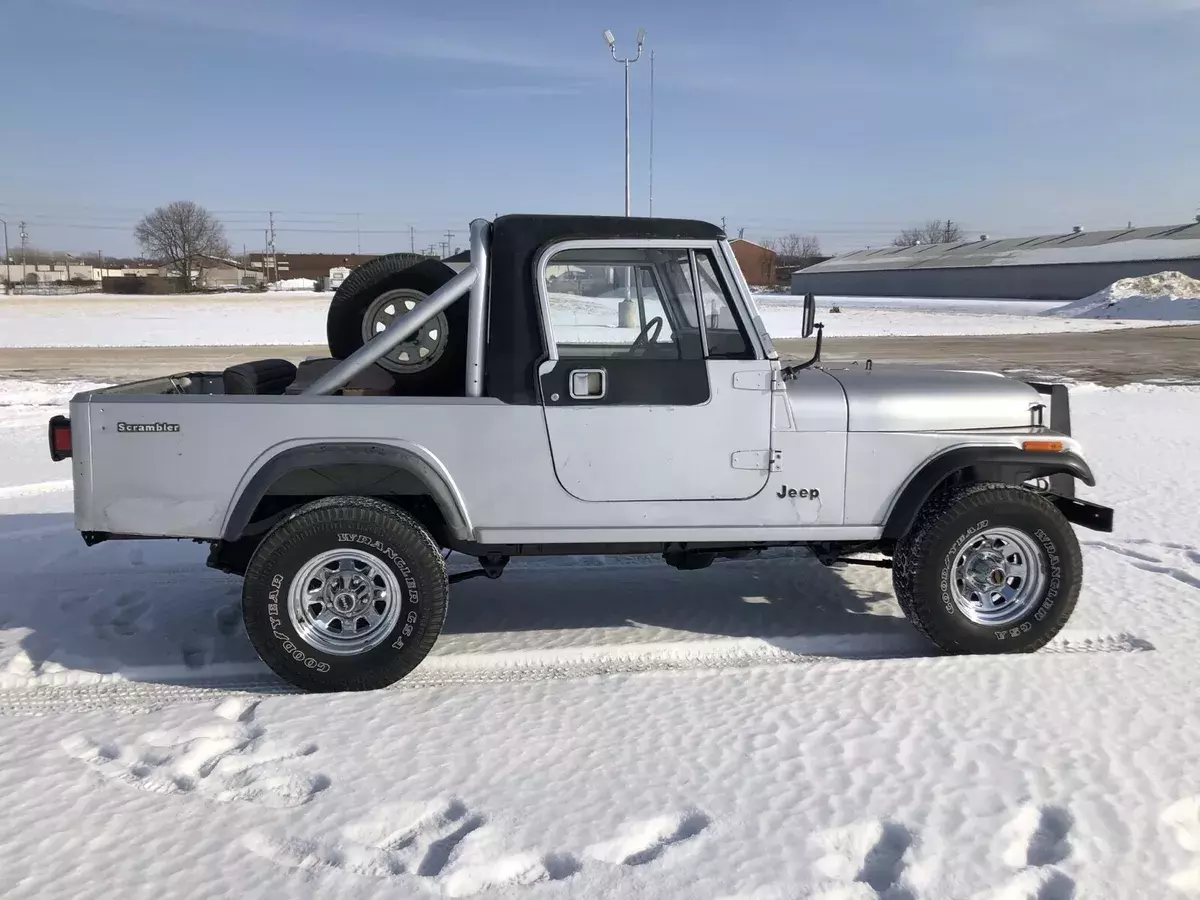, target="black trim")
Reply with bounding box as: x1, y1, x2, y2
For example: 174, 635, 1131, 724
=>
882, 447, 1096, 540
1029, 382, 1074, 498
540, 358, 710, 407
1051, 495, 1114, 533
448, 540, 823, 557
48, 414, 71, 461
222, 443, 469, 541
485, 214, 724, 406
